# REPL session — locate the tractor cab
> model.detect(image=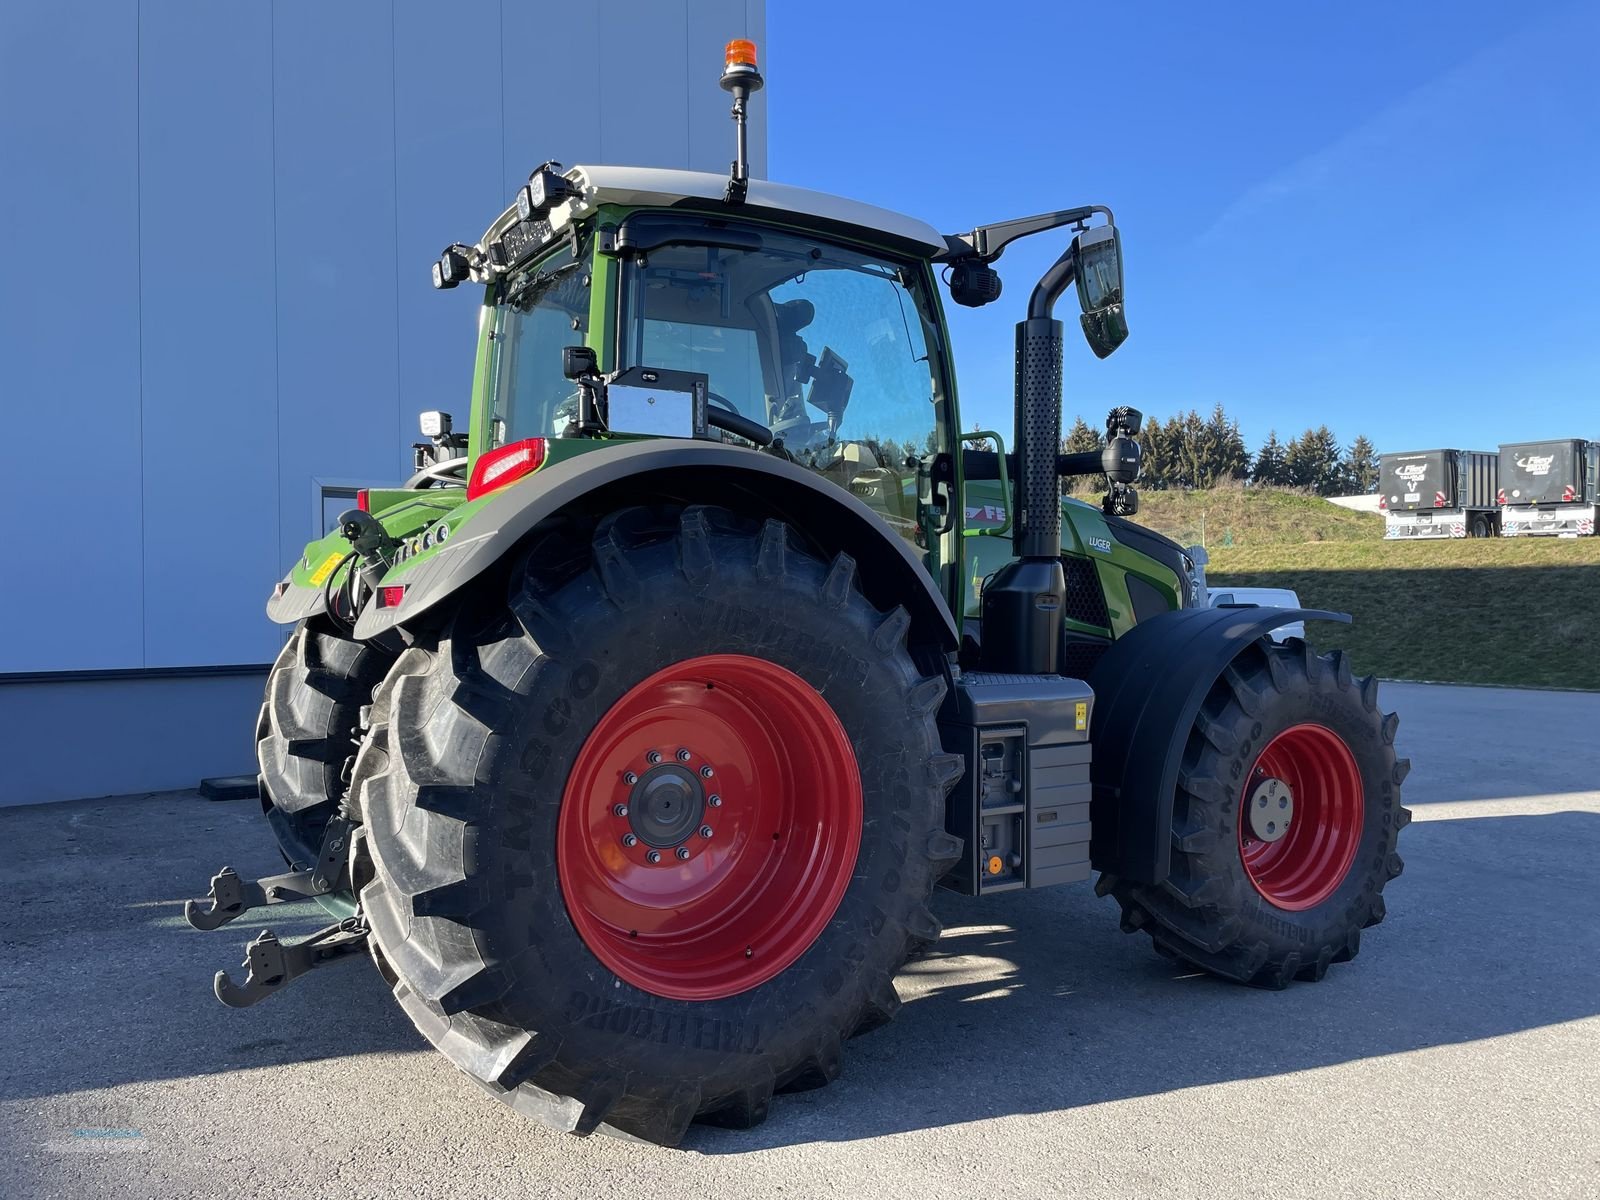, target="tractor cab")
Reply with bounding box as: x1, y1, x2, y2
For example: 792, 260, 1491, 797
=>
471, 199, 953, 548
